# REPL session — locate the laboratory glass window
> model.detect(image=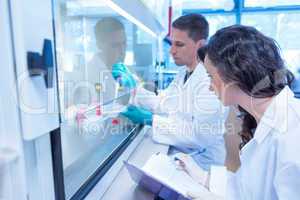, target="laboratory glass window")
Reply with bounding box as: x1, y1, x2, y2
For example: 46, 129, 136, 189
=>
242, 12, 300, 76
176, 0, 235, 10
244, 0, 300, 7
204, 14, 236, 36
53, 0, 156, 199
